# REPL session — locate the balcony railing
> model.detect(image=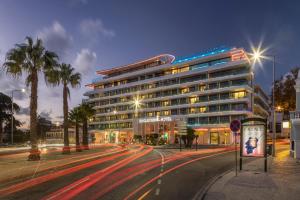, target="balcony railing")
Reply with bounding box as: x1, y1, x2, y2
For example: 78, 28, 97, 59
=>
290, 111, 300, 119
